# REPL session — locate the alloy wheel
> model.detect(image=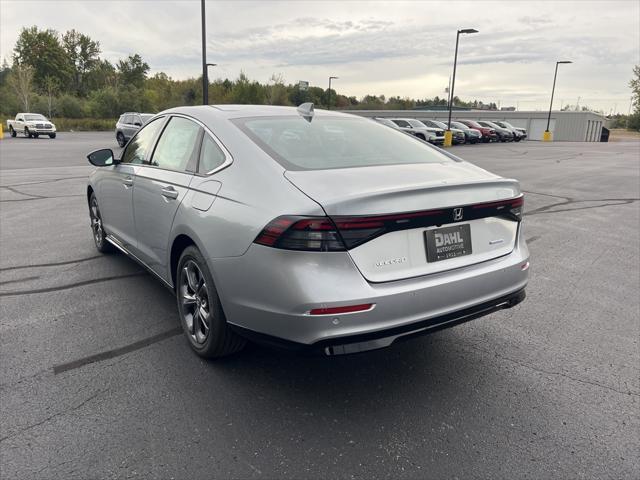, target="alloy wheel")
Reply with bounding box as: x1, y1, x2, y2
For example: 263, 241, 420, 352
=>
90, 197, 104, 247
180, 260, 211, 345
